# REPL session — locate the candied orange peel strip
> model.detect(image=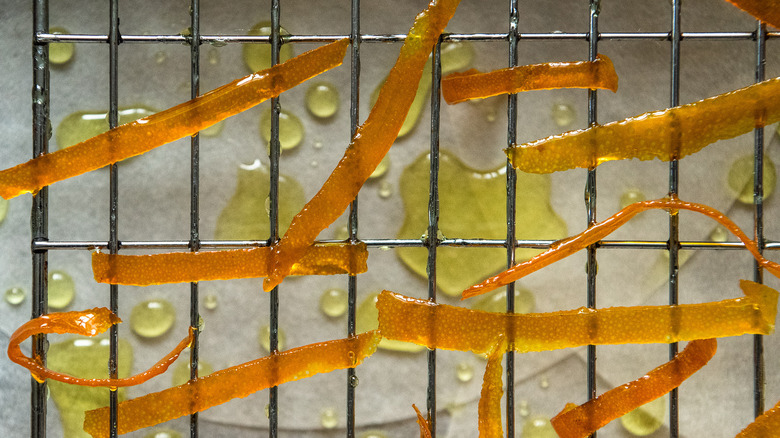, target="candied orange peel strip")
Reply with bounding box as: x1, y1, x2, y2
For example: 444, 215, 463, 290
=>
505, 77, 780, 173
83, 331, 380, 438
262, 0, 462, 292
7, 308, 192, 387
724, 0, 780, 30
413, 404, 433, 438
551, 338, 717, 438
478, 337, 505, 438
377, 282, 776, 355
463, 197, 780, 299
92, 242, 367, 286
736, 399, 780, 437
441, 54, 618, 104
0, 39, 349, 200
